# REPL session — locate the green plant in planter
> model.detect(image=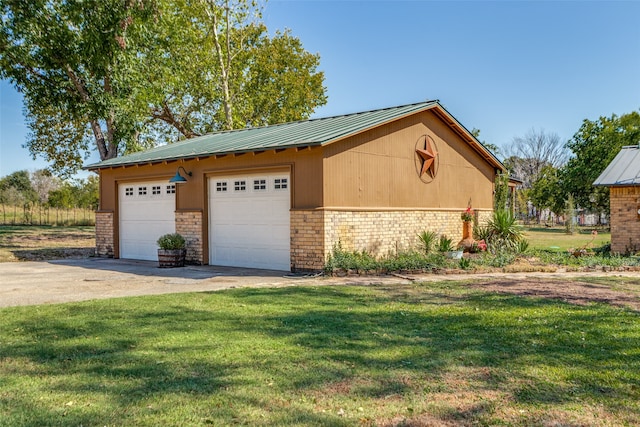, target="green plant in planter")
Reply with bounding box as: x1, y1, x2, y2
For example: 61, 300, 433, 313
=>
157, 233, 186, 250
157, 233, 186, 268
